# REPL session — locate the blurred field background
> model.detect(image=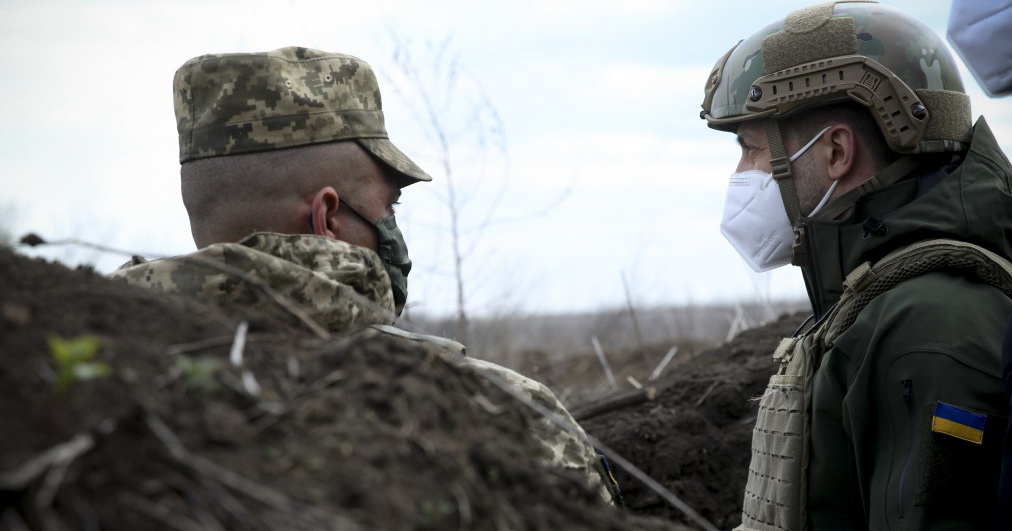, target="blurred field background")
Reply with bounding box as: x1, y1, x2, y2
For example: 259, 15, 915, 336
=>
406, 299, 807, 405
